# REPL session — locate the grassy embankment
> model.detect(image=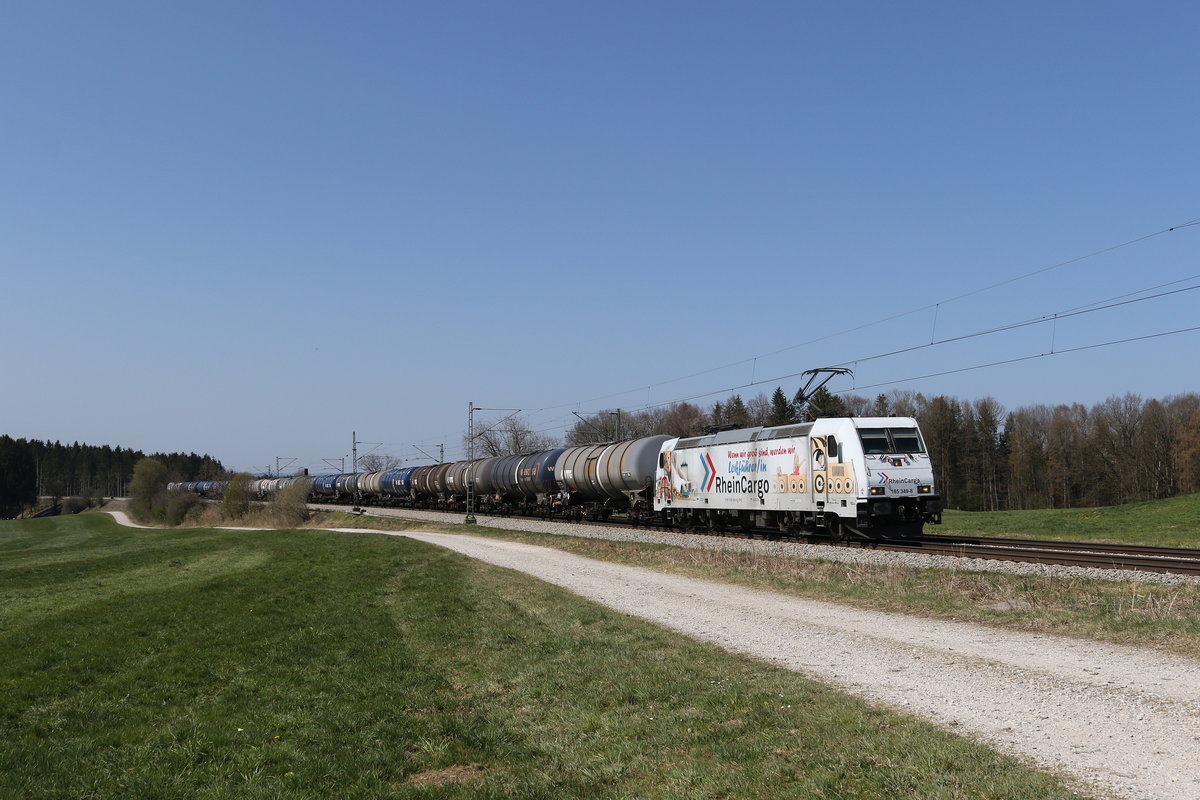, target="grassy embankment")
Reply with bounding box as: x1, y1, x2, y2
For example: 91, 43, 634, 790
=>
941, 493, 1200, 547
1, 513, 1090, 800
312, 495, 1200, 660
